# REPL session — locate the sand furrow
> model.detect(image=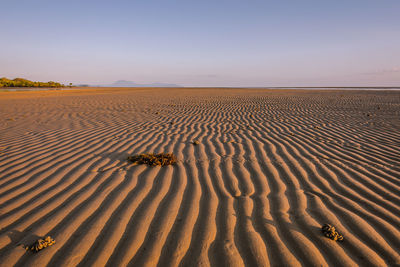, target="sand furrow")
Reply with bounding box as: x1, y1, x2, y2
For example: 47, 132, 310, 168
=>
0, 88, 399, 266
